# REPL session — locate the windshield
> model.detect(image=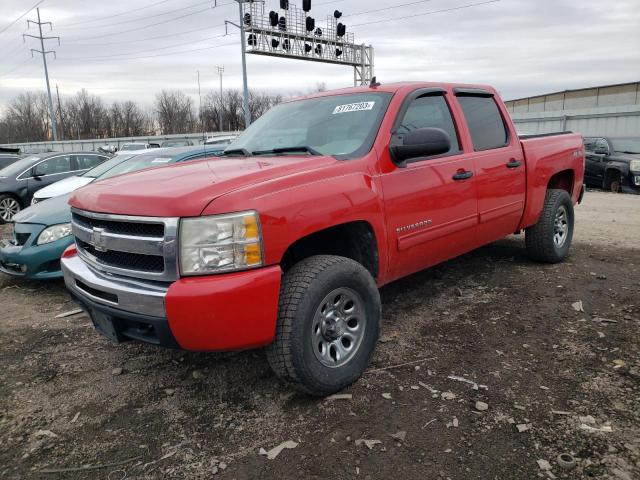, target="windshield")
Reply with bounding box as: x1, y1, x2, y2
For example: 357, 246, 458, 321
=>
610, 137, 640, 154
96, 152, 179, 180
120, 144, 146, 151
226, 92, 393, 158
83, 154, 135, 178
0, 155, 41, 177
